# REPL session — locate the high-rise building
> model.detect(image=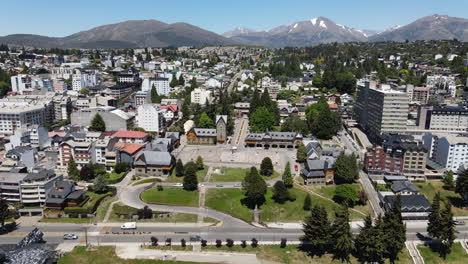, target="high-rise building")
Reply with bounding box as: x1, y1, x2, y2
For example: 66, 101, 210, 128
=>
136, 104, 165, 133
355, 81, 409, 140
141, 77, 171, 96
